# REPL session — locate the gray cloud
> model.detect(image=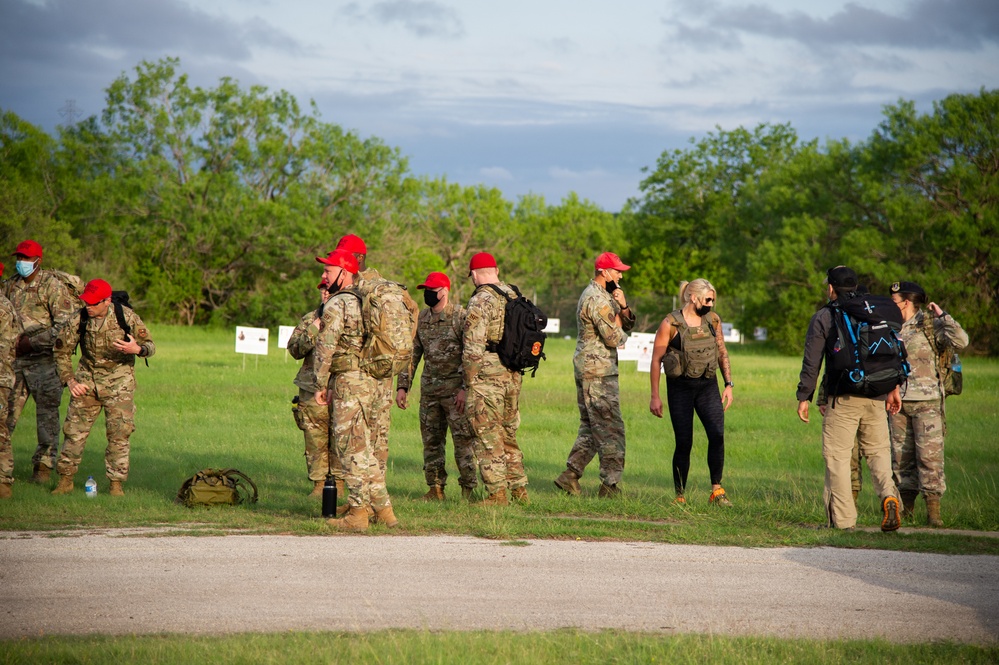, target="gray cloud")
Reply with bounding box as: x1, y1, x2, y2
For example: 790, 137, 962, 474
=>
669, 0, 999, 51
342, 0, 464, 39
